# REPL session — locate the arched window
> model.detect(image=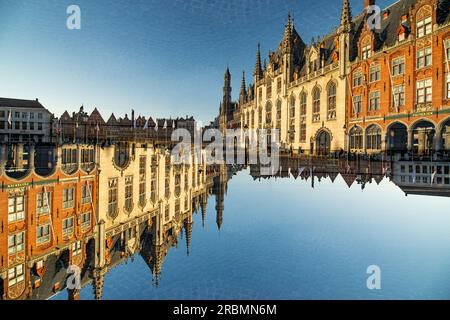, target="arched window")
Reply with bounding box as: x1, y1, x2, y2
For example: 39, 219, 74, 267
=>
300, 92, 307, 116
114, 142, 130, 169
361, 36, 372, 59
258, 107, 263, 127
349, 126, 363, 150
299, 92, 307, 143
276, 100, 282, 129
327, 82, 337, 120
265, 102, 272, 127
416, 6, 432, 38
366, 125, 382, 150
312, 87, 321, 122
289, 97, 296, 142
